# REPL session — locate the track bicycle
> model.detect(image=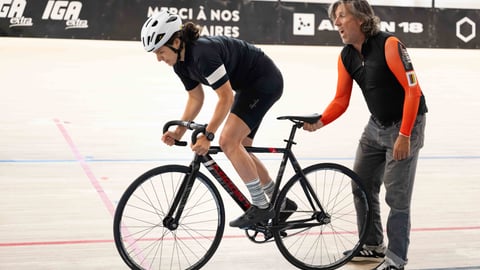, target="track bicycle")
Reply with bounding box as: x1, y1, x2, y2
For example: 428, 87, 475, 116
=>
113, 114, 372, 270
